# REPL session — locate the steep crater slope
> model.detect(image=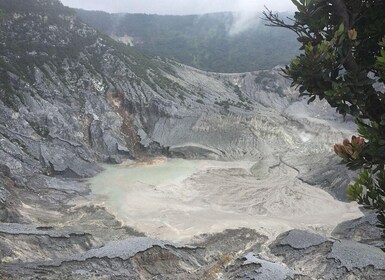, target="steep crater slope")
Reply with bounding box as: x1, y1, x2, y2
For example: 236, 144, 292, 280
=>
0, 0, 383, 279
0, 0, 355, 197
